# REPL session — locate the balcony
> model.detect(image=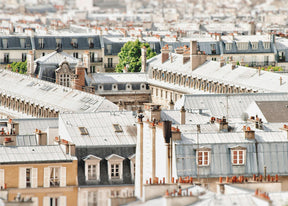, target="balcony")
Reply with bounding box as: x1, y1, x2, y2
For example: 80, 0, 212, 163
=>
241, 61, 276, 67
90, 57, 103, 63
0, 59, 23, 64
104, 63, 117, 68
